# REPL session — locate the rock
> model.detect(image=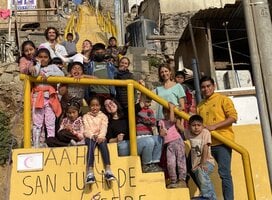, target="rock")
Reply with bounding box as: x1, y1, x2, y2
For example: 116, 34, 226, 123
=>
0, 73, 14, 83
5, 63, 18, 73
0, 68, 4, 75
13, 75, 21, 84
